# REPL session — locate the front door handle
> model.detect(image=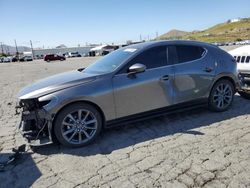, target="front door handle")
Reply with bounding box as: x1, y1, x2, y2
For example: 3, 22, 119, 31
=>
161, 75, 169, 81
203, 67, 213, 72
